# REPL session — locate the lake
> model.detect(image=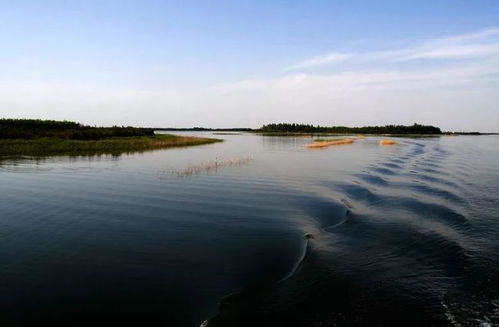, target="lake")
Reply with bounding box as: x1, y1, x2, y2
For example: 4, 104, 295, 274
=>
1, 133, 498, 326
